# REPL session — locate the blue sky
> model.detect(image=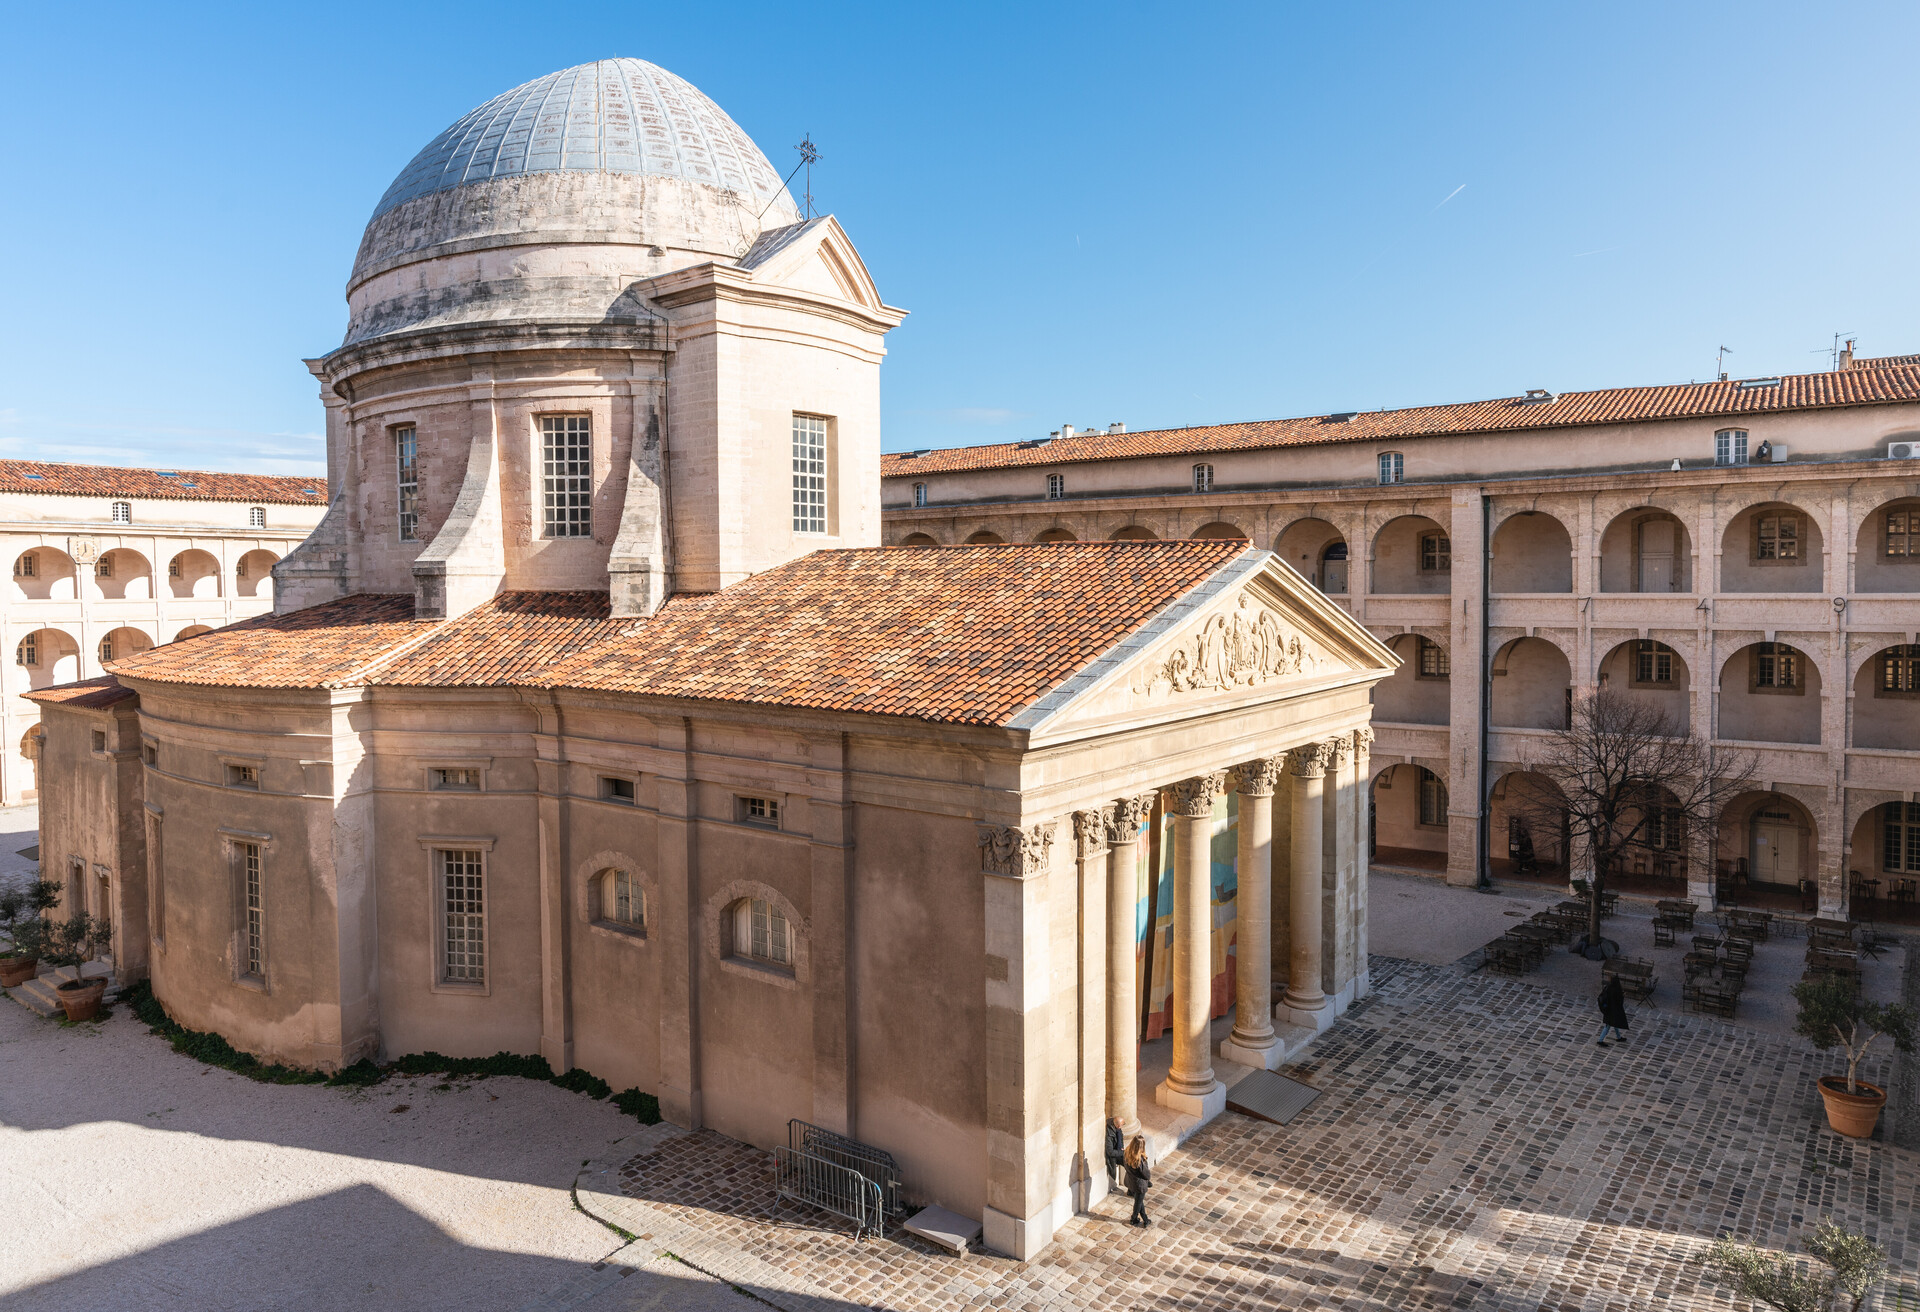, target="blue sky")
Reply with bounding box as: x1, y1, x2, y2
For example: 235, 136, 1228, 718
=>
4, 1, 1918, 474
